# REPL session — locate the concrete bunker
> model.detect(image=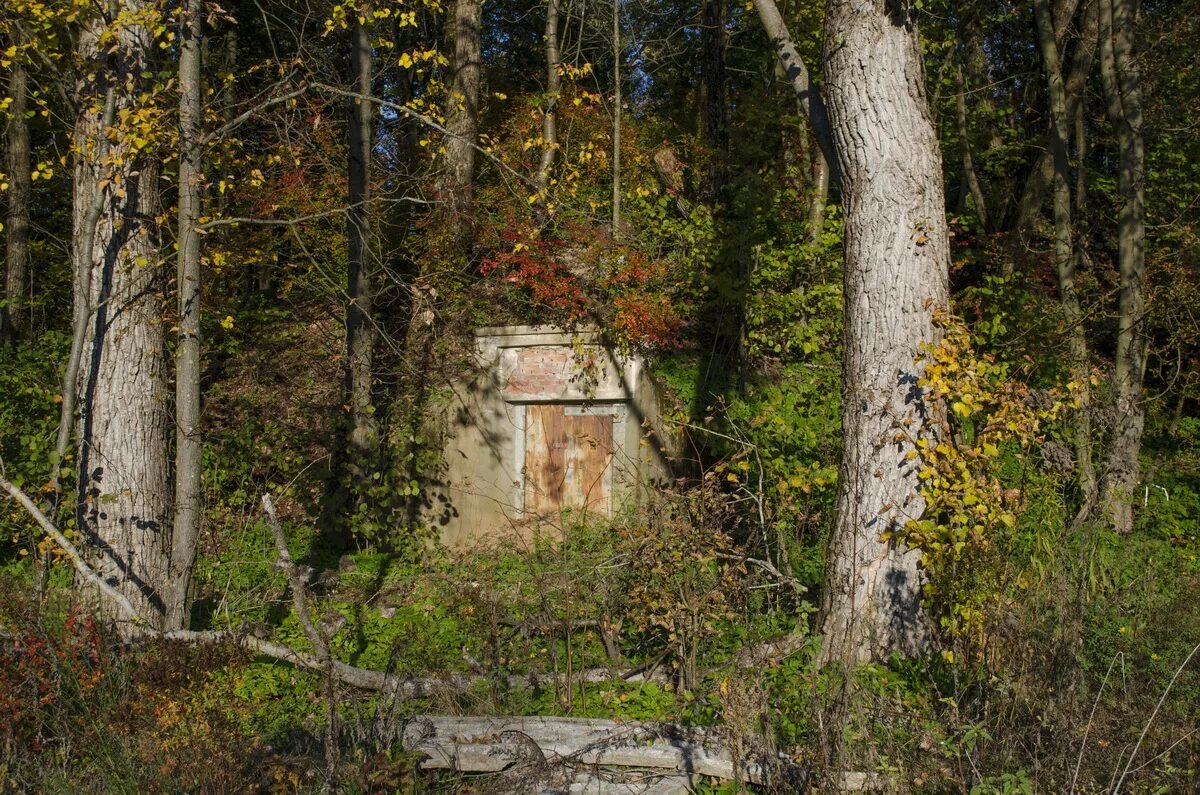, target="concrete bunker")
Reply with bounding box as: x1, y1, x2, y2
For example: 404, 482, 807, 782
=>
426, 326, 677, 547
